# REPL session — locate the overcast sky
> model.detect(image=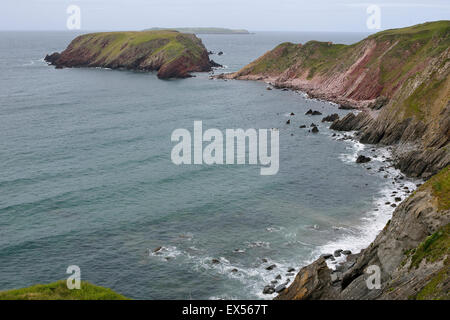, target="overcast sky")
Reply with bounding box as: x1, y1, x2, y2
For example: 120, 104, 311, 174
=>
2, 0, 449, 31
